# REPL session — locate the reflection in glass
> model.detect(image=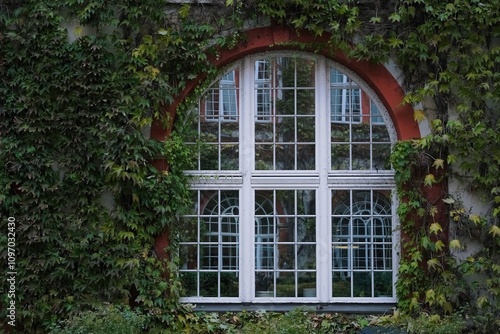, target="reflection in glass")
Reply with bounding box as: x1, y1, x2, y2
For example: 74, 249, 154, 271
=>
254, 57, 316, 171
332, 190, 392, 298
